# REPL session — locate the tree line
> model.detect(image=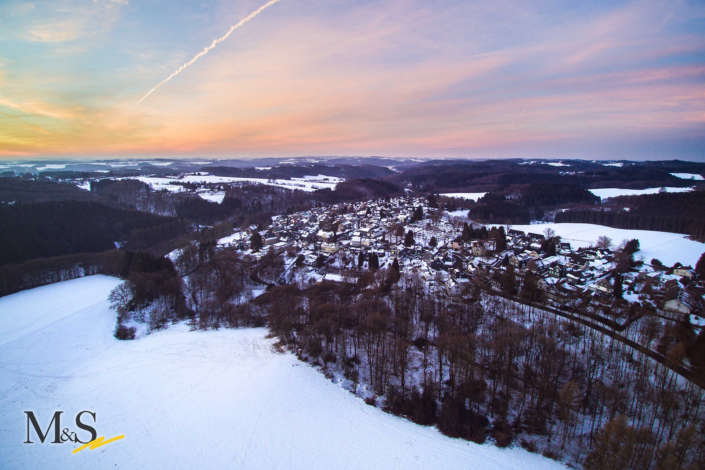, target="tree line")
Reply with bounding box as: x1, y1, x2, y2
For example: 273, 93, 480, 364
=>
0, 201, 187, 266
251, 274, 704, 468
